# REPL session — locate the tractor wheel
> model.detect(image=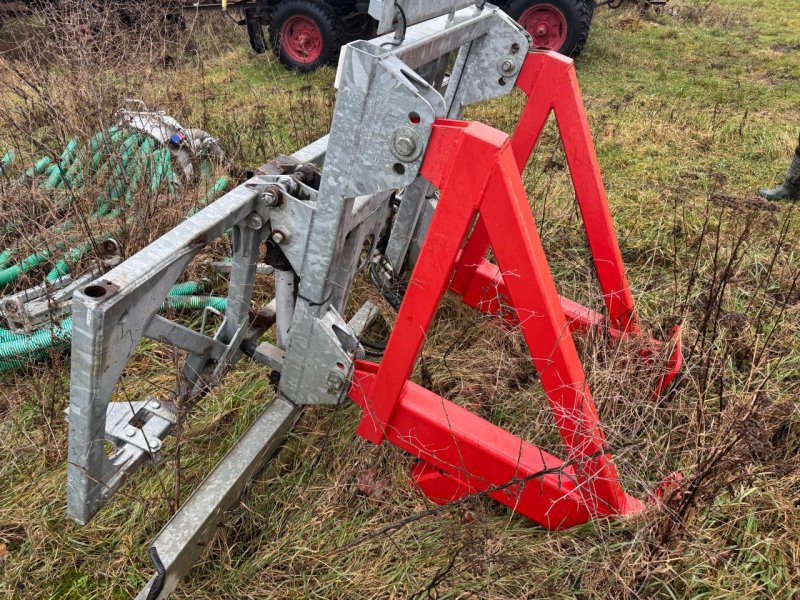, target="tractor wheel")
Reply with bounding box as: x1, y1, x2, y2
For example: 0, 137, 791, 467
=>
340, 12, 376, 43
246, 8, 267, 54
269, 0, 342, 72
505, 0, 593, 58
